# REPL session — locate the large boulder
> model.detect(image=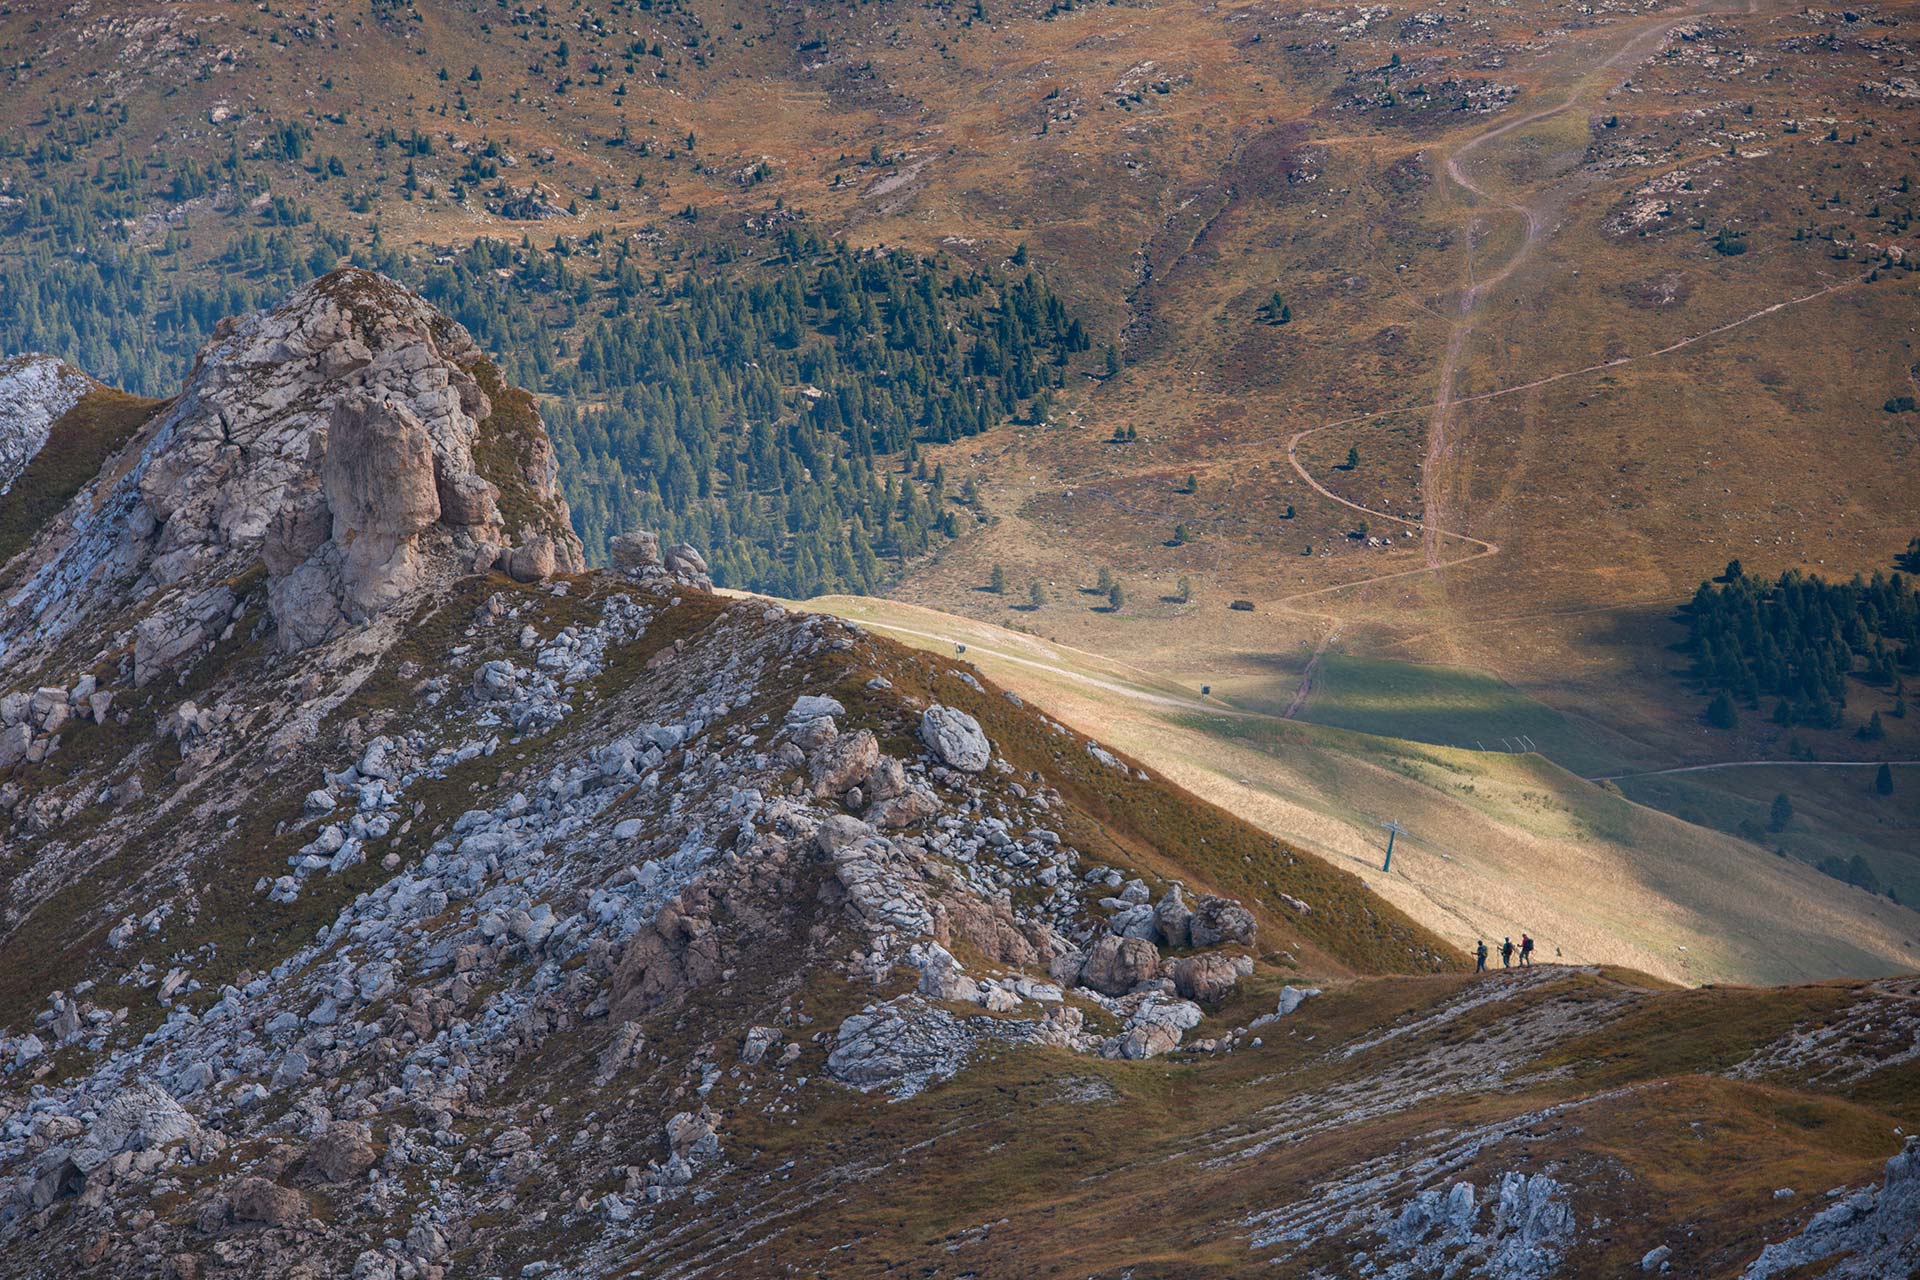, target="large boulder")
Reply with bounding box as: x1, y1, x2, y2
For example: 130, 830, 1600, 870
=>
502, 534, 560, 583
226, 1176, 307, 1227
71, 1082, 202, 1174
304, 1121, 377, 1183
664, 542, 708, 576
919, 705, 991, 772
1102, 995, 1204, 1060
826, 996, 974, 1099
810, 729, 880, 798
1154, 884, 1195, 949
609, 530, 662, 571
1079, 935, 1160, 996
1169, 952, 1253, 1004
1189, 895, 1258, 948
